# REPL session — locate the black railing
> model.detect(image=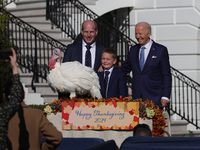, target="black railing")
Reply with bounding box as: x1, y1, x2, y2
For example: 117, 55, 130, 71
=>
46, 0, 200, 129
46, 0, 137, 63
0, 7, 67, 92
171, 66, 200, 129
